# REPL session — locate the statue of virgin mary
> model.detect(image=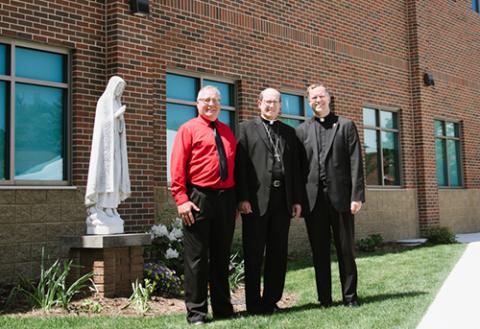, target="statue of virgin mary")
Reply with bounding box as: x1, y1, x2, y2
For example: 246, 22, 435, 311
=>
85, 76, 131, 234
